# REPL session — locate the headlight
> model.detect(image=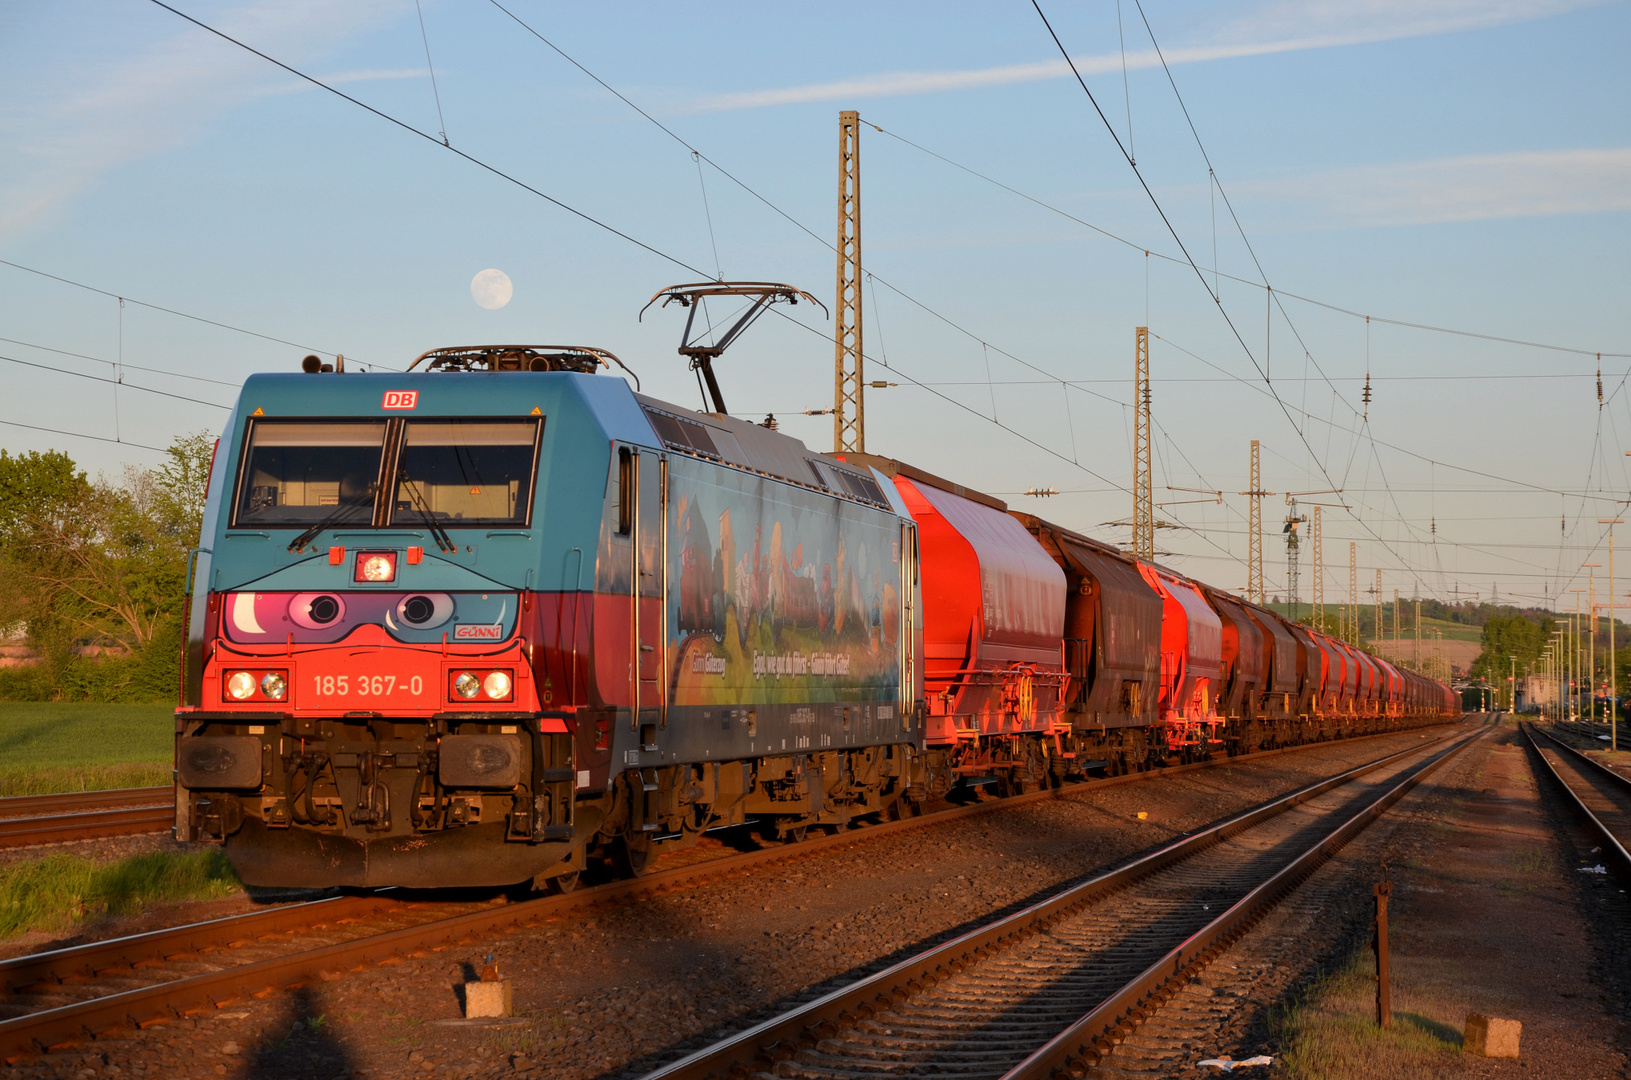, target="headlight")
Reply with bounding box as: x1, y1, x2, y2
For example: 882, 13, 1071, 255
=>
483, 670, 512, 699
454, 672, 481, 699
226, 671, 257, 700
260, 671, 287, 700
354, 550, 398, 583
